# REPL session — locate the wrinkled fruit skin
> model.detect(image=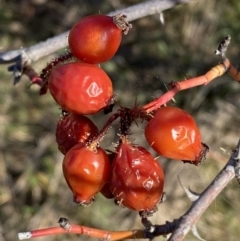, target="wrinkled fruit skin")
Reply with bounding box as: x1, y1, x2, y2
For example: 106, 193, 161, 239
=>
49, 62, 113, 115
145, 106, 203, 162
63, 144, 111, 205
56, 113, 99, 155
68, 15, 122, 64
110, 143, 164, 212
